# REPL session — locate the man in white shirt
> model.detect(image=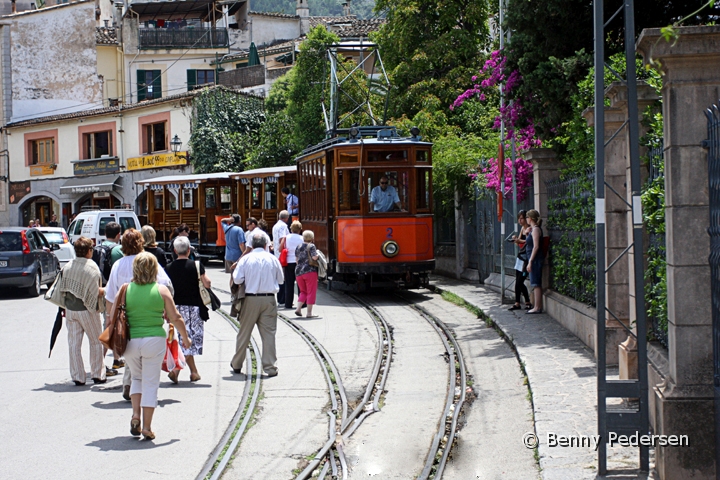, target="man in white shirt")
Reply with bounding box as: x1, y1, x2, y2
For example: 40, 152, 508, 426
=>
243, 217, 271, 255
230, 234, 284, 377
105, 230, 174, 401
272, 211, 290, 305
